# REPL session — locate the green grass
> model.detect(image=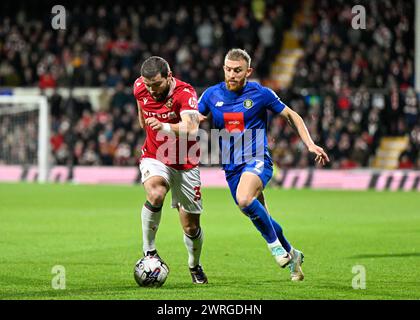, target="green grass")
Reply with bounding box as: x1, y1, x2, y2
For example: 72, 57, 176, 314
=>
0, 183, 419, 300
